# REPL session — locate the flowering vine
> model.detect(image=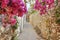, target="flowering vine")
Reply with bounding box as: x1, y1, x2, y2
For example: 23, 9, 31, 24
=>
34, 0, 54, 15
0, 0, 27, 28
1, 0, 27, 16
